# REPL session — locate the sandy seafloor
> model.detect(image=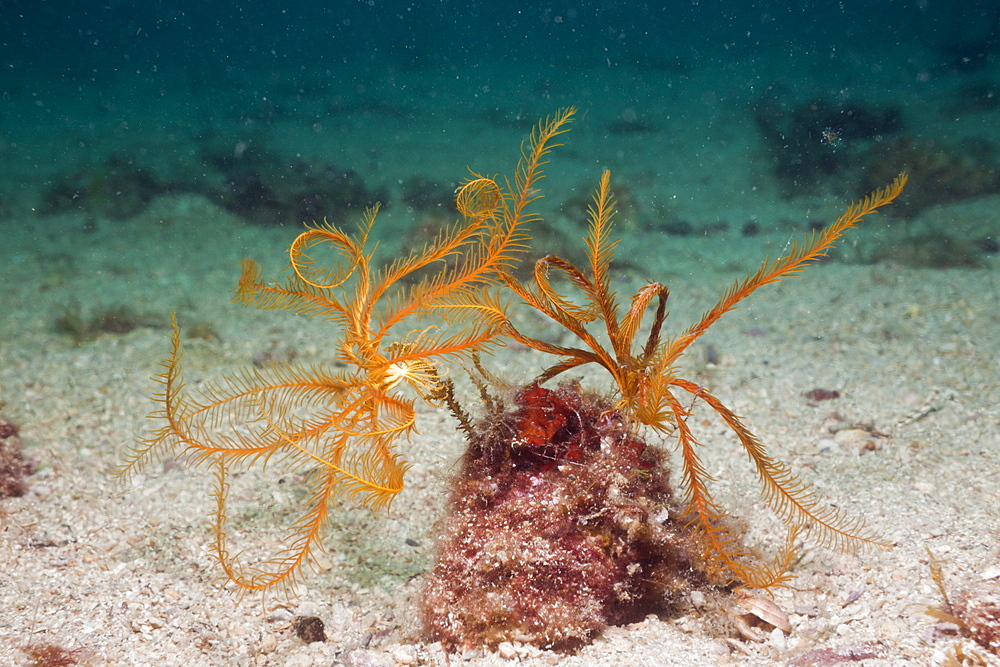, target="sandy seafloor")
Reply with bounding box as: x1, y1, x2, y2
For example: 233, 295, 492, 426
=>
2, 46, 1000, 667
